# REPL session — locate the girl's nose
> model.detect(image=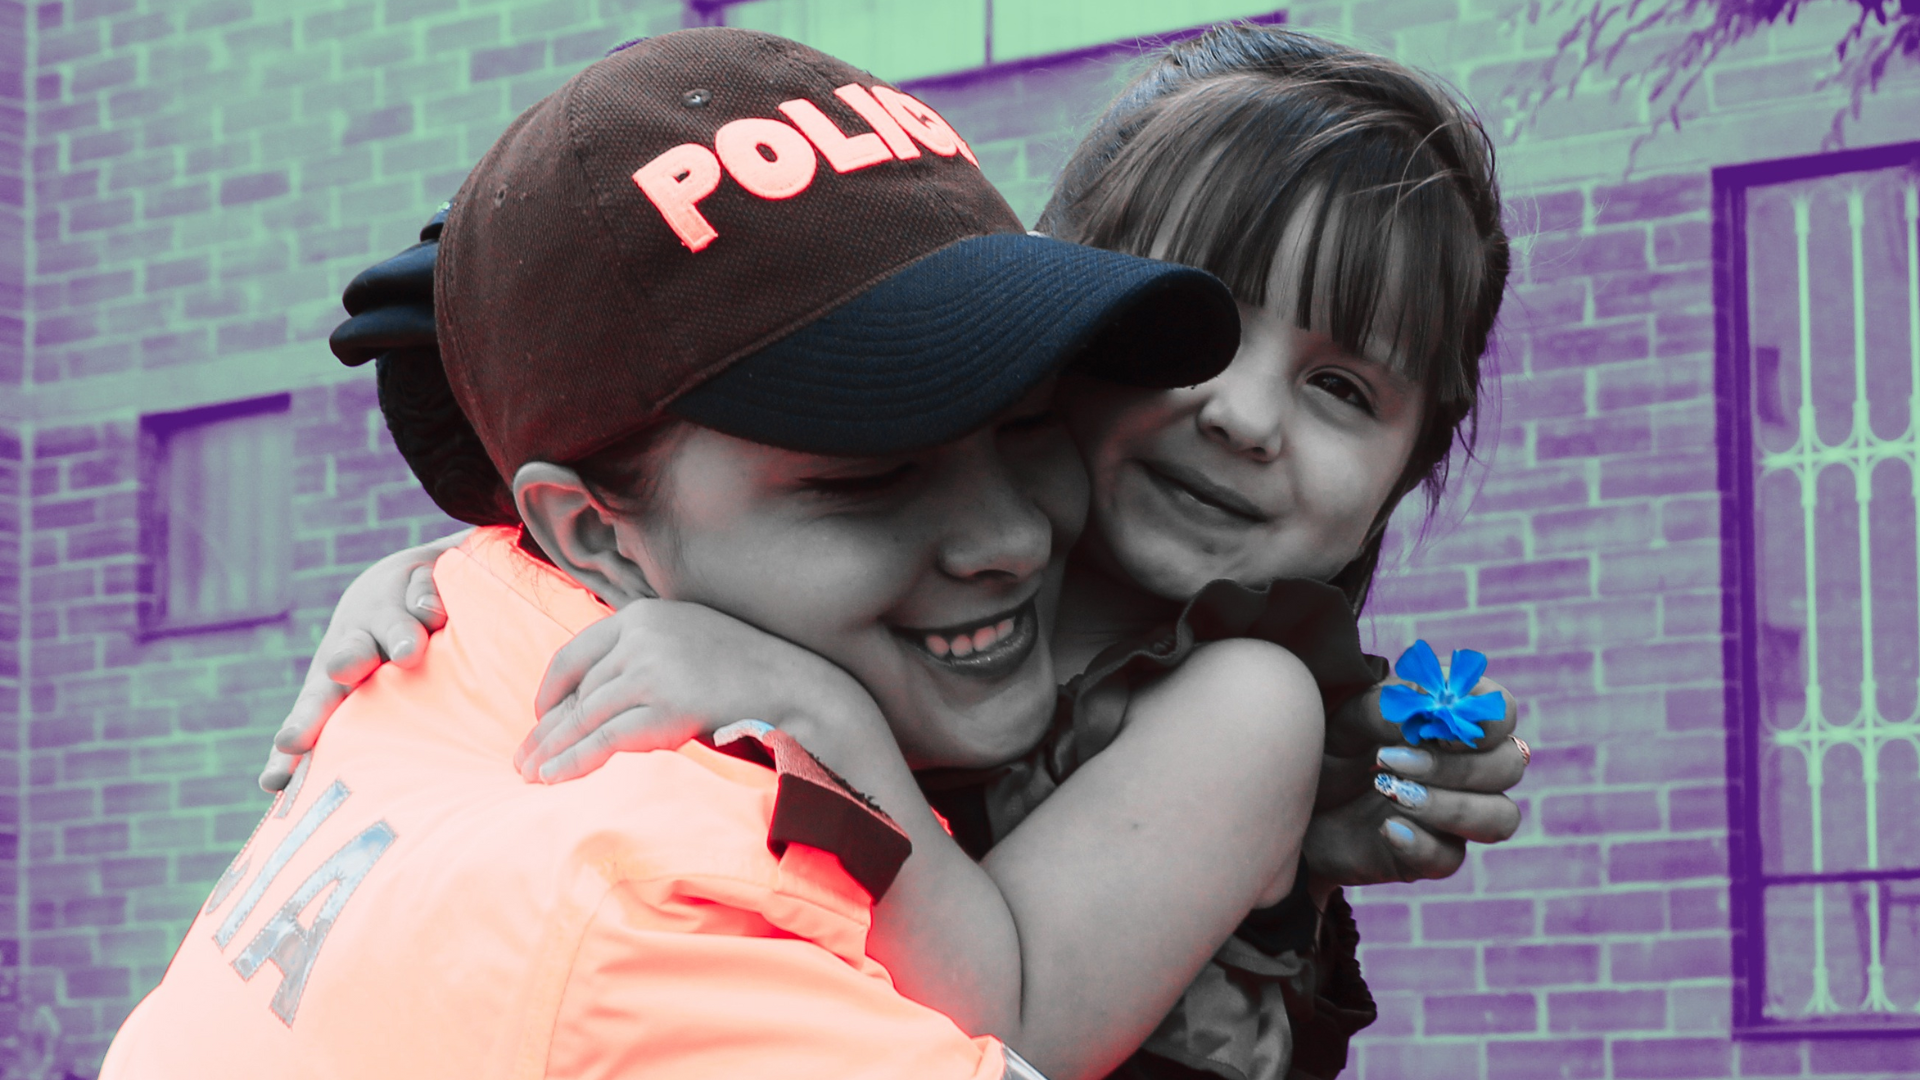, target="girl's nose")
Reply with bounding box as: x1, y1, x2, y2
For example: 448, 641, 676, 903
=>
1197, 369, 1287, 462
